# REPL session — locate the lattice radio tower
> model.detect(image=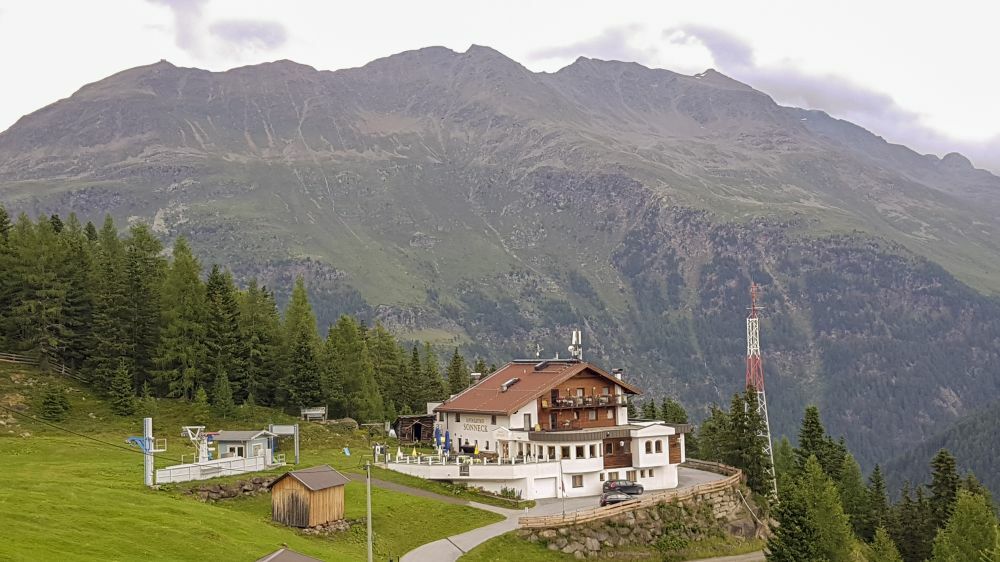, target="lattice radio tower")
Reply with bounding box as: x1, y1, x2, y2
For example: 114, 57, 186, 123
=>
746, 283, 778, 498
